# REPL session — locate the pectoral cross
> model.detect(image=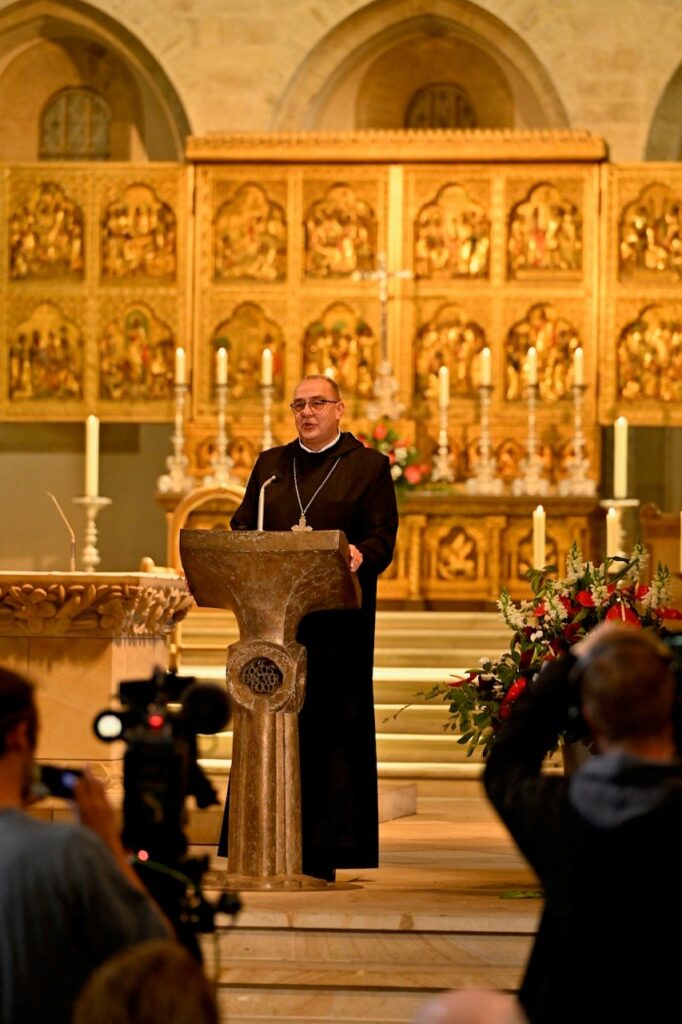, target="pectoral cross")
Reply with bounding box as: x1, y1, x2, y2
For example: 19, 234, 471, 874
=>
353, 252, 411, 419
291, 515, 313, 532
